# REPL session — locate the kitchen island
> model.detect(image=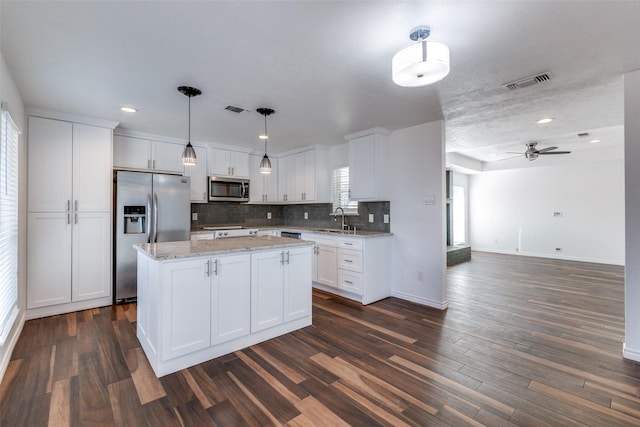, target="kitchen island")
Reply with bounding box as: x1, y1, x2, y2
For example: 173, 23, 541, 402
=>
135, 236, 313, 377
